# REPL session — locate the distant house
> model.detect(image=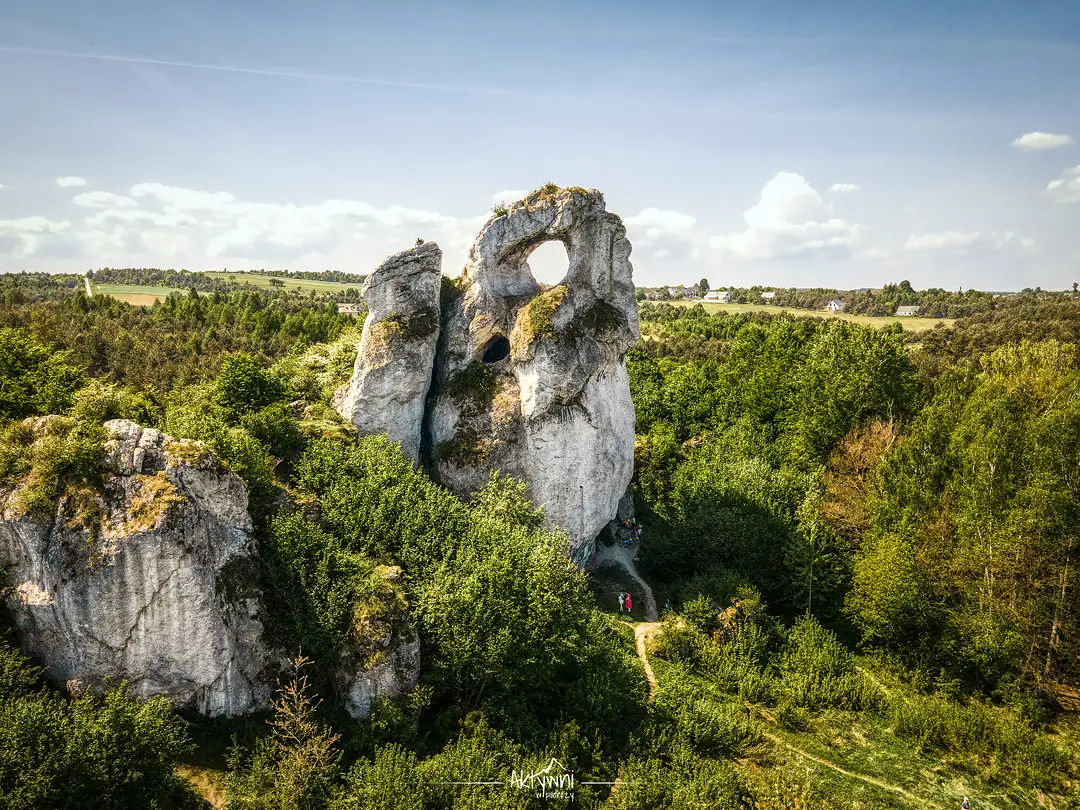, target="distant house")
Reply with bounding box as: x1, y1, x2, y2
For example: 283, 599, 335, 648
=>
337, 303, 363, 316
761, 291, 777, 300
895, 305, 921, 317
704, 290, 731, 303
826, 299, 845, 311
